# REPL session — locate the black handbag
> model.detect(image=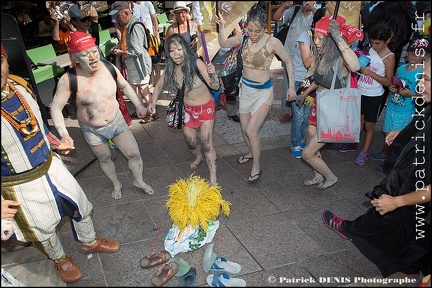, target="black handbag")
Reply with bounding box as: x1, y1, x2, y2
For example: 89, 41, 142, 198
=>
275, 25, 289, 45
166, 80, 185, 129
220, 34, 248, 102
